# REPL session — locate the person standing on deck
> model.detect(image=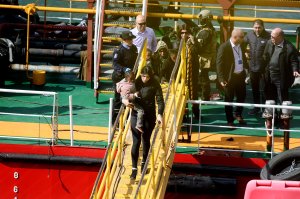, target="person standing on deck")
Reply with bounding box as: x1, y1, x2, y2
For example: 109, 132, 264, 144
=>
111, 31, 138, 123
187, 10, 217, 120
244, 19, 270, 115
131, 15, 157, 53
216, 29, 248, 128
123, 66, 164, 180
263, 28, 300, 106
